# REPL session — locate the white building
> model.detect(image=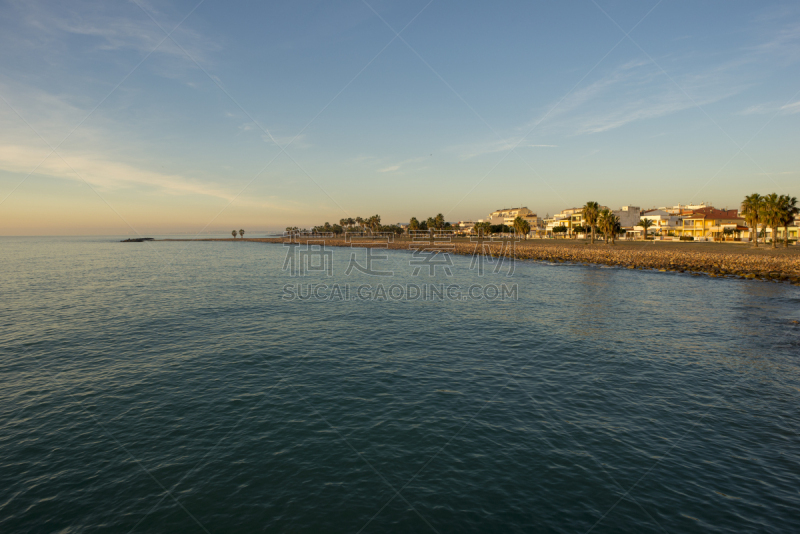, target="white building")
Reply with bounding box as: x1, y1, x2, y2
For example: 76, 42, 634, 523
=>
662, 202, 708, 215
637, 209, 682, 234
487, 207, 536, 226
612, 205, 642, 228
456, 221, 476, 234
